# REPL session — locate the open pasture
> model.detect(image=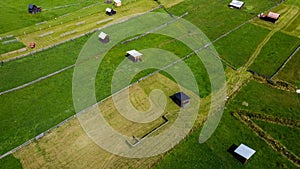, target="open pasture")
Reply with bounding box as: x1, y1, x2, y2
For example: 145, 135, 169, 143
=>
249, 31, 300, 77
